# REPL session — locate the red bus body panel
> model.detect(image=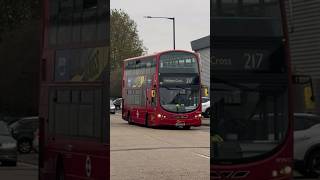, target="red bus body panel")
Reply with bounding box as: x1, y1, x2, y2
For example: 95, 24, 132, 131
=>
211, 1, 294, 179
39, 1, 109, 179
122, 50, 202, 127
